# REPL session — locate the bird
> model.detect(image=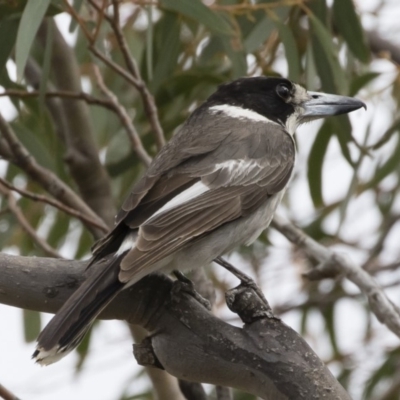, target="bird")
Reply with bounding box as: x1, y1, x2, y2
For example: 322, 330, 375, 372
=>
33, 76, 365, 365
